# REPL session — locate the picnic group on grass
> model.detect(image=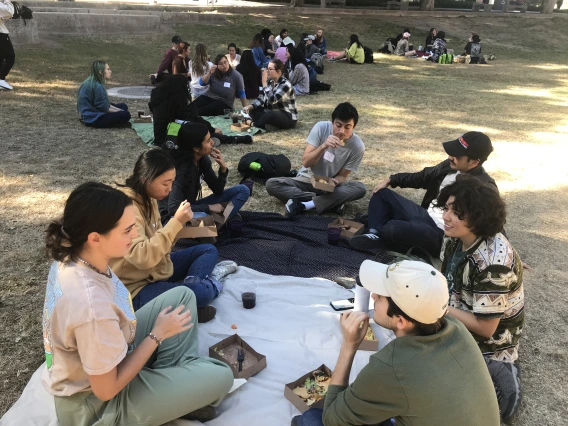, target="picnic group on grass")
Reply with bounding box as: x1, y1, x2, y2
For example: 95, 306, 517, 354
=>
1, 13, 526, 426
